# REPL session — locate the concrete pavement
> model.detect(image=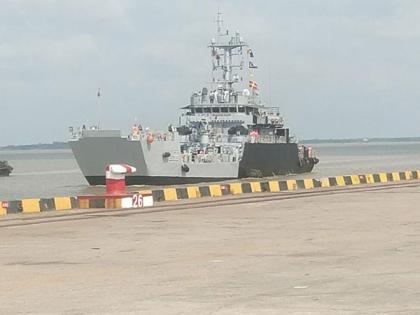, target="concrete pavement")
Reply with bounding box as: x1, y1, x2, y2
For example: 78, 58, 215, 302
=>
1, 185, 420, 314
